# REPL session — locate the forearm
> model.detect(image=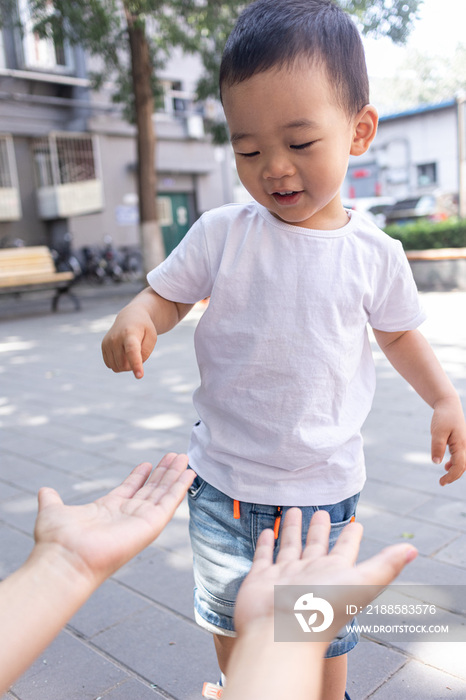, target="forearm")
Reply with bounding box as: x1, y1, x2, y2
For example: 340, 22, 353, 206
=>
122, 286, 192, 335
0, 544, 95, 695
374, 328, 459, 408
224, 620, 325, 700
